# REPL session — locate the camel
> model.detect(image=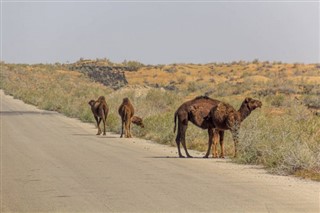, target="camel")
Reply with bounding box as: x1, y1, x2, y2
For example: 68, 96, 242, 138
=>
209, 97, 262, 158
174, 96, 261, 158
118, 97, 144, 138
88, 96, 109, 135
